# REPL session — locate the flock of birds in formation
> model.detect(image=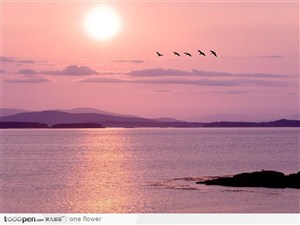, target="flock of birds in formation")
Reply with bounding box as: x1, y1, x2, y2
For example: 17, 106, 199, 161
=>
156, 50, 217, 57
